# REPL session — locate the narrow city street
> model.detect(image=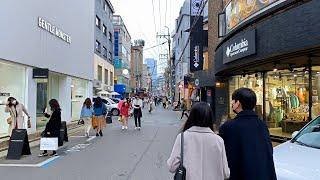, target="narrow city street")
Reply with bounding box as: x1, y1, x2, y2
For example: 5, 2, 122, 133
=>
0, 107, 184, 180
